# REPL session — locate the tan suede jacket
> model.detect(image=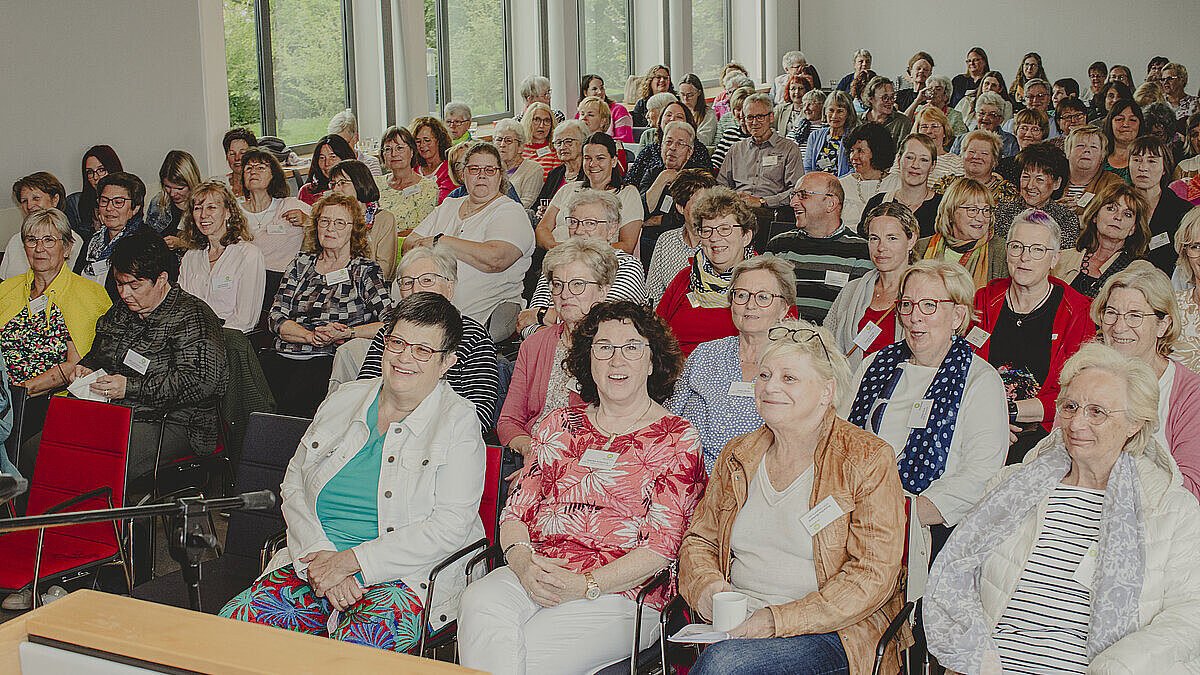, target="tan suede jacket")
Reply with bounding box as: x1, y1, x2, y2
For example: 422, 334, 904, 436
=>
678, 411, 912, 675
